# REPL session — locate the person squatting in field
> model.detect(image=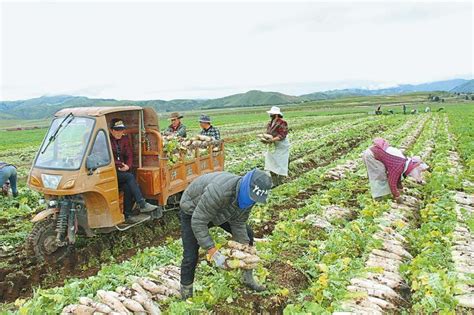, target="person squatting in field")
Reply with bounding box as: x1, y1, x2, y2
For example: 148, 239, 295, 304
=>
178, 169, 272, 299
0, 161, 18, 197
362, 137, 429, 203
